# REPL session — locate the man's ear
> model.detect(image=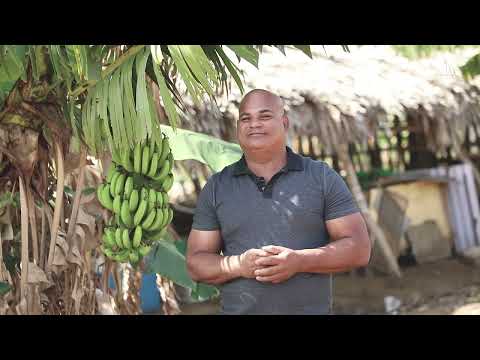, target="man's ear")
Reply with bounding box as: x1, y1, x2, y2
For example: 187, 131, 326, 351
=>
282, 115, 289, 130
